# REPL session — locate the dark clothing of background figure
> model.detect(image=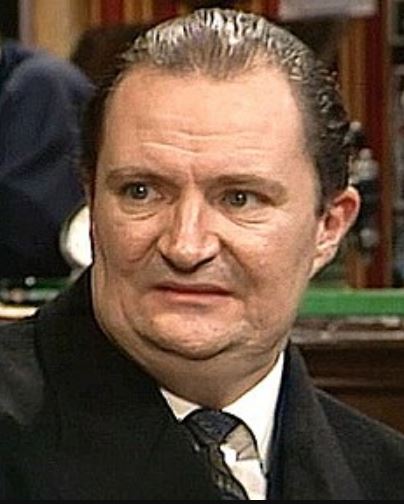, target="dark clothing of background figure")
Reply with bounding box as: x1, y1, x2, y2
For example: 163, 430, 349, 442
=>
0, 270, 404, 500
0, 40, 93, 279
